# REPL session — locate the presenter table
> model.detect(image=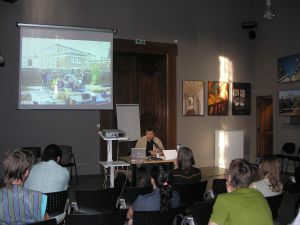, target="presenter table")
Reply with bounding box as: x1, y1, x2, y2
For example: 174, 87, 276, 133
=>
120, 156, 175, 186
